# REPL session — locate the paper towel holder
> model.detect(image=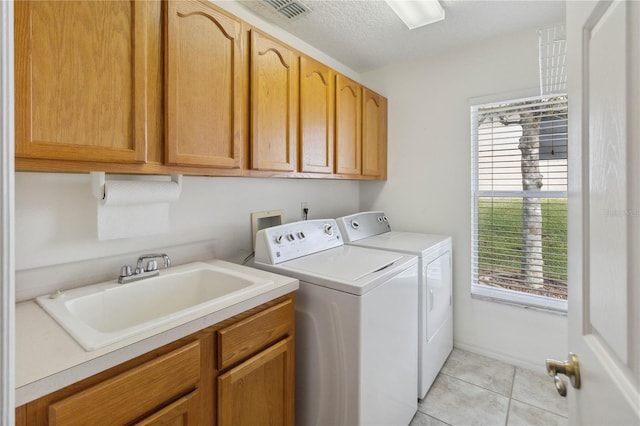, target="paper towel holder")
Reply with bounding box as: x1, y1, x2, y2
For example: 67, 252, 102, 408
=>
90, 171, 183, 200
